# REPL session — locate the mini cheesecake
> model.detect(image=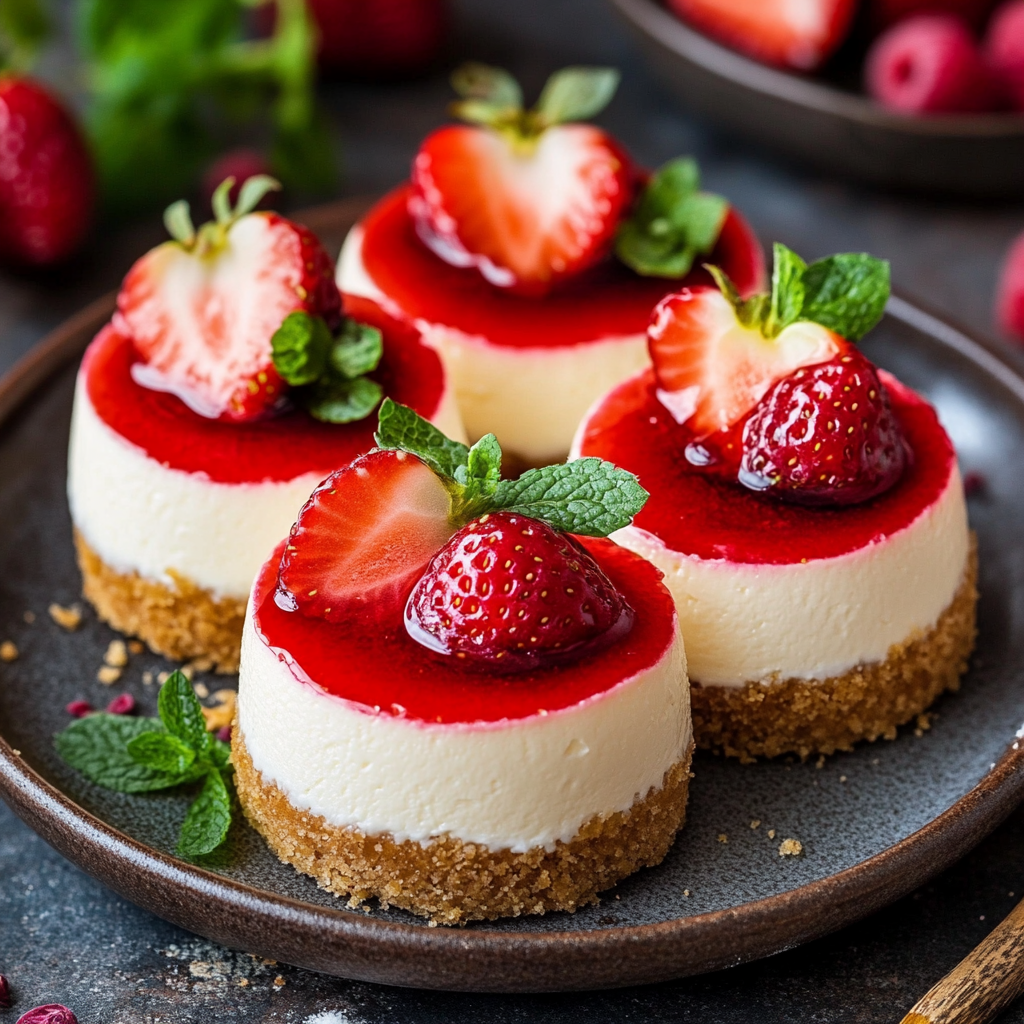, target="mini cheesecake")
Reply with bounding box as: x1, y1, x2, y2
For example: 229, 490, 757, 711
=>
69, 294, 462, 672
